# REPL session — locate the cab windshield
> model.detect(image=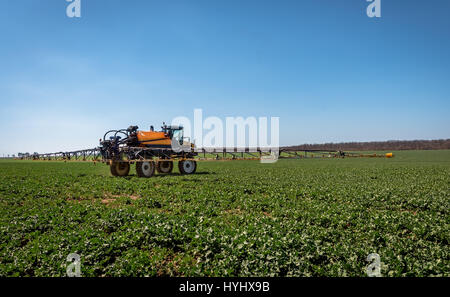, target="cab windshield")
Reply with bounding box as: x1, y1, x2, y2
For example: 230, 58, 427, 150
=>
172, 129, 183, 145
